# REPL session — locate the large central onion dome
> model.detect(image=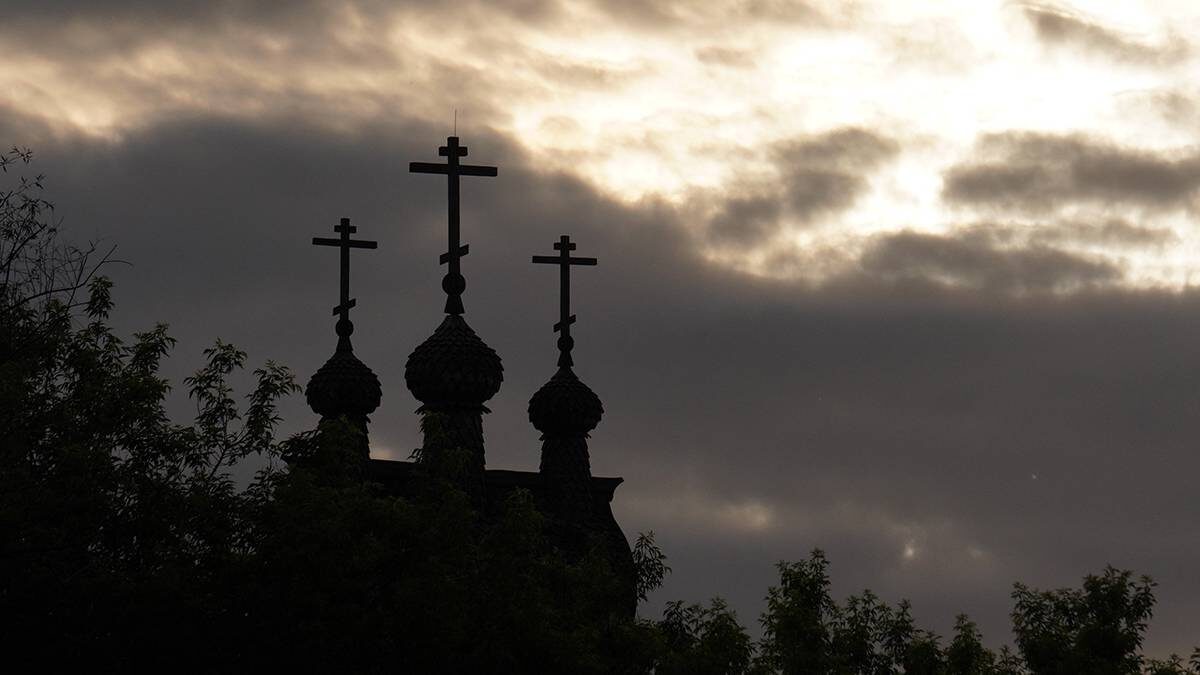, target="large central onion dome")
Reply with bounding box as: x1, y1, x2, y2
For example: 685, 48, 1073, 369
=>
306, 332, 383, 419
405, 314, 503, 409
528, 366, 603, 437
